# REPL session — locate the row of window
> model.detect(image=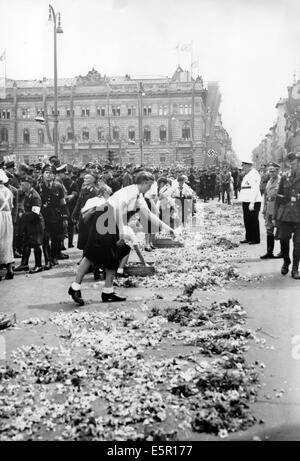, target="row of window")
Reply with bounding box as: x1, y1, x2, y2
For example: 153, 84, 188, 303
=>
0, 110, 10, 119
0, 124, 192, 145
17, 103, 194, 119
